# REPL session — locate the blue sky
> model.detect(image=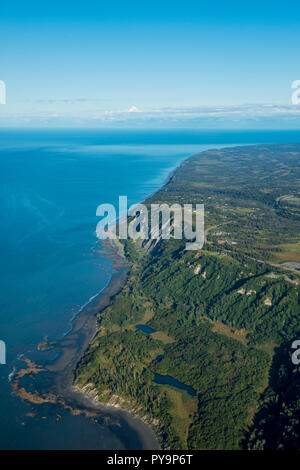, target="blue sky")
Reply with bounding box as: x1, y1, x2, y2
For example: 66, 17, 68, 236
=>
1, 0, 300, 127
